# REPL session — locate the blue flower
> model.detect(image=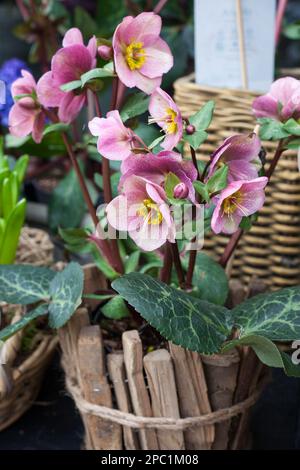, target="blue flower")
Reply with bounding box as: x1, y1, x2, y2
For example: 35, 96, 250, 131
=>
0, 59, 29, 127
